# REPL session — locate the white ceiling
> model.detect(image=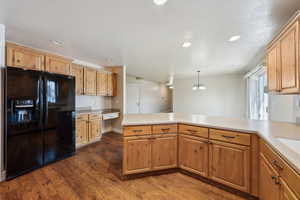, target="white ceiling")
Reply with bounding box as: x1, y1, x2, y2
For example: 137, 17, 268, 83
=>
2, 0, 300, 82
